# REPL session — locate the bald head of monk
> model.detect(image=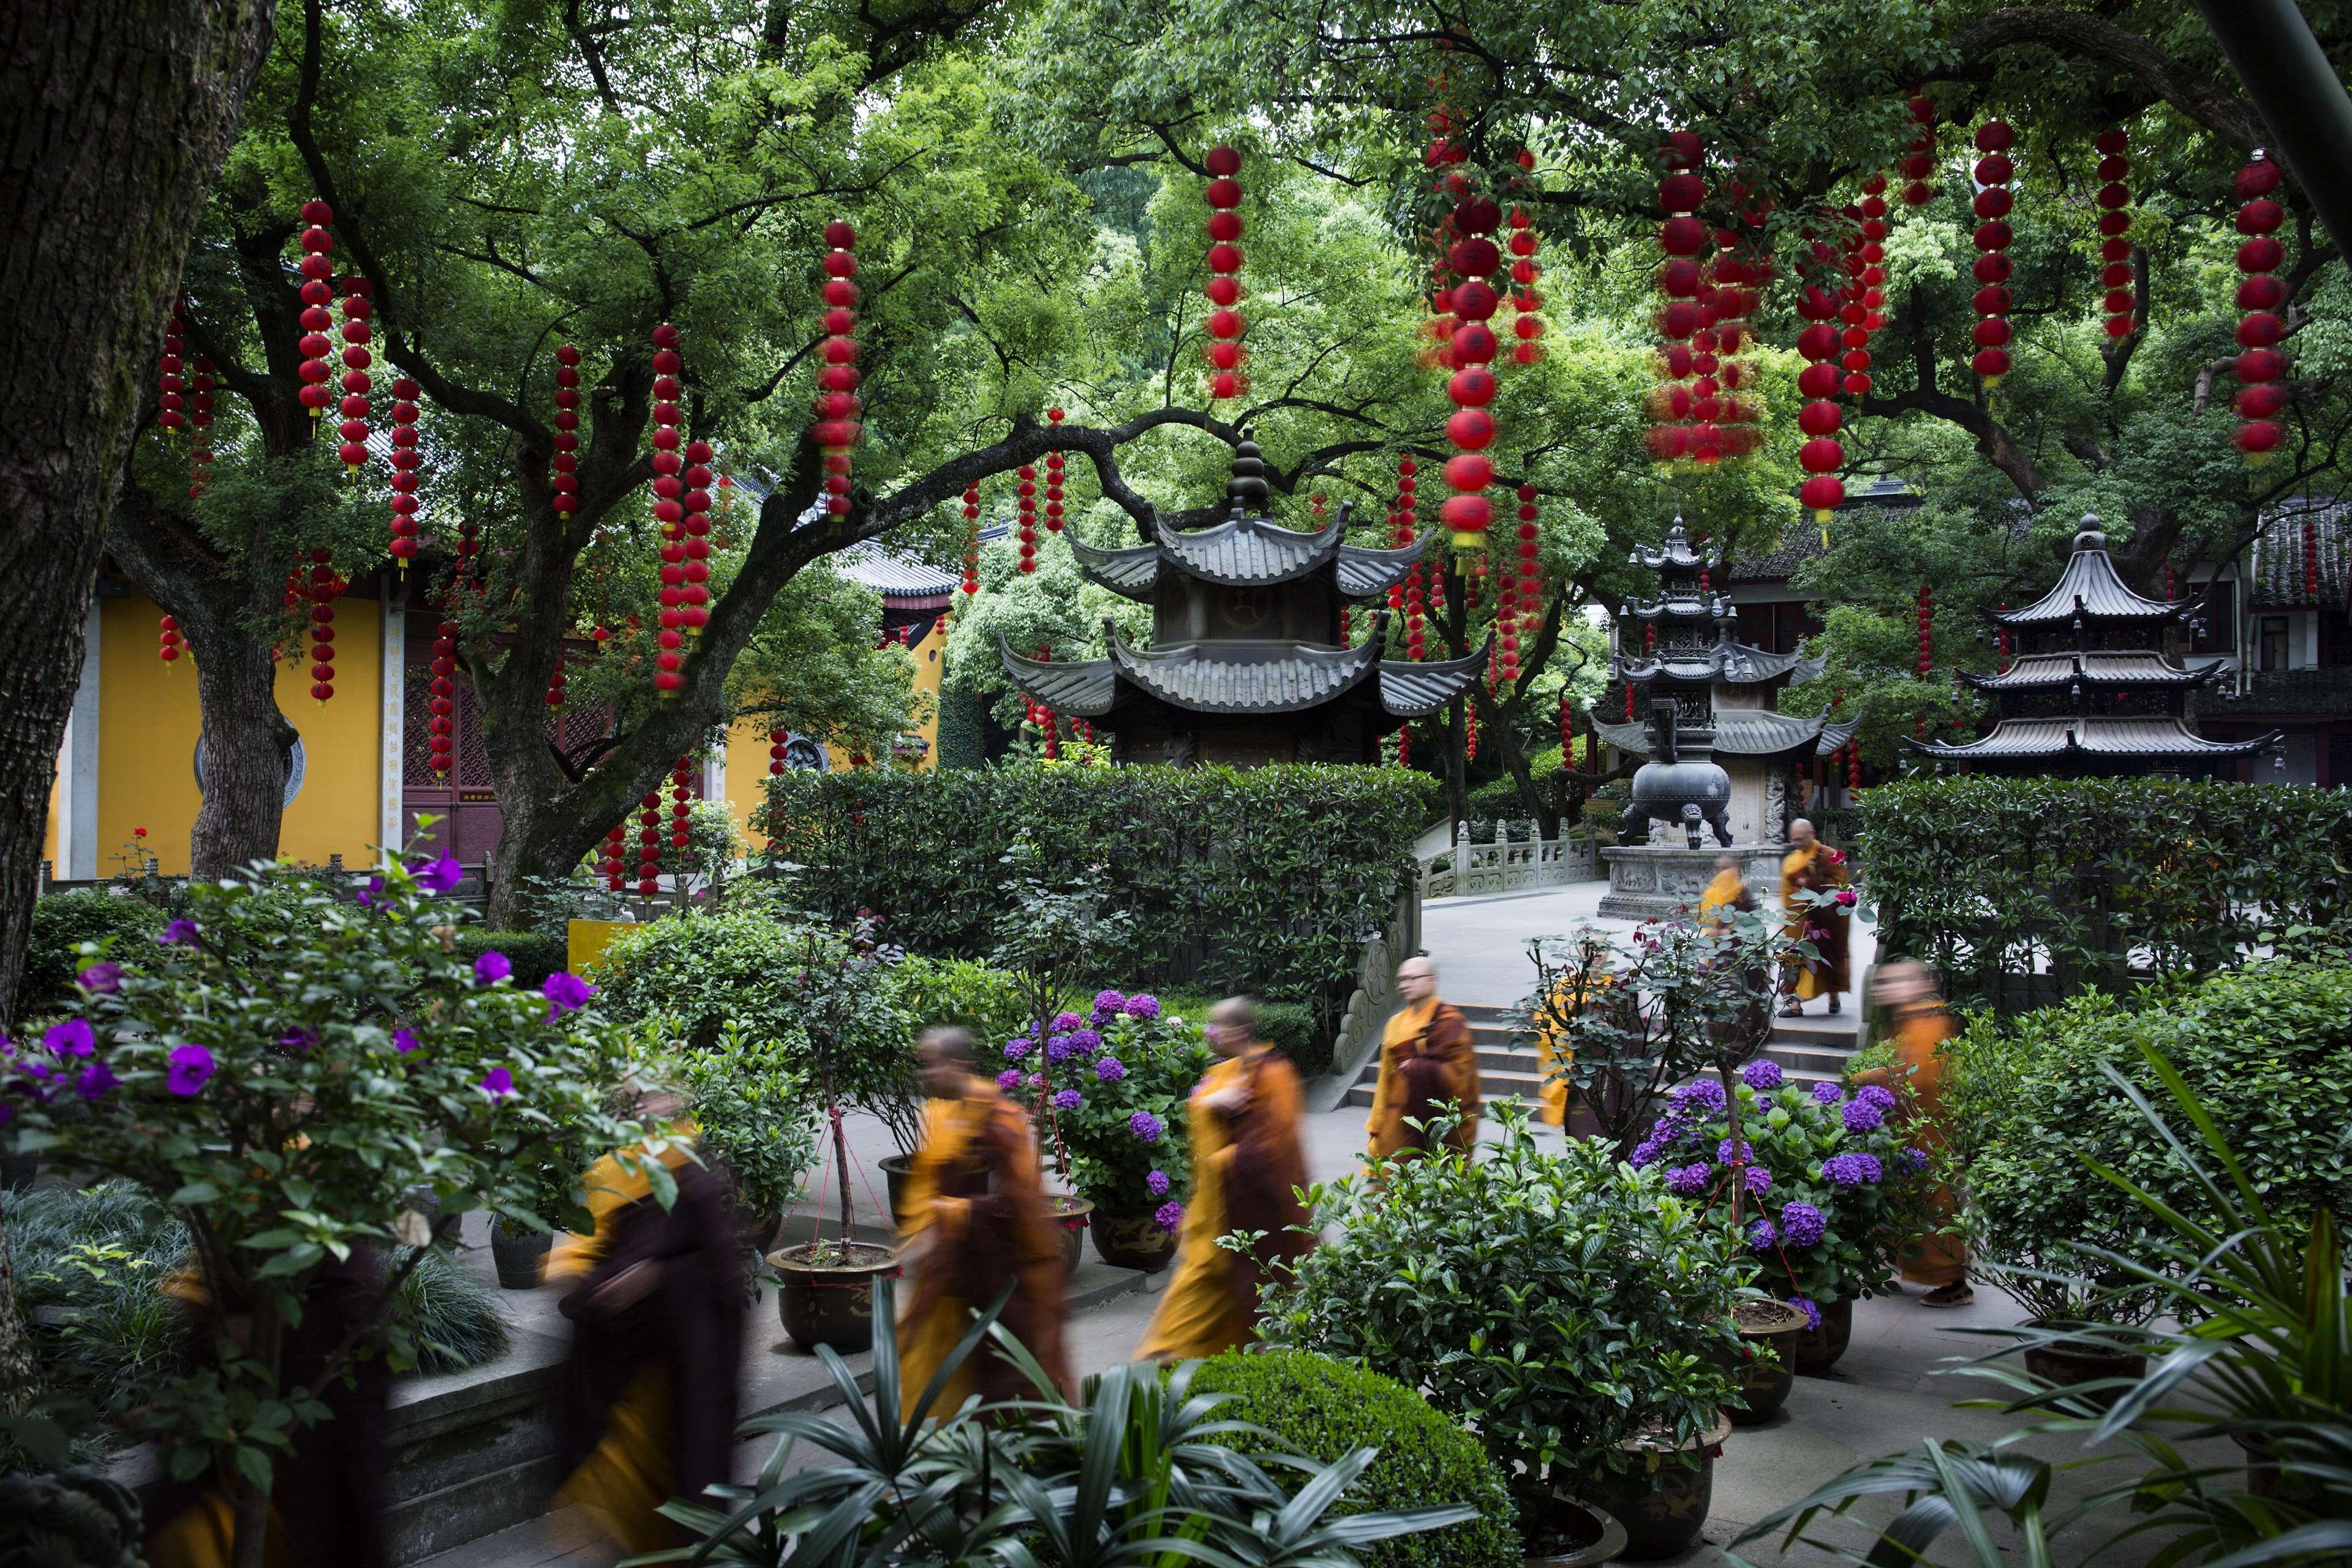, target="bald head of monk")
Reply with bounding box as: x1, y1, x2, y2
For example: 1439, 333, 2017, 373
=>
918, 1026, 977, 1098
1396, 956, 1438, 1005
1789, 818, 1817, 848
